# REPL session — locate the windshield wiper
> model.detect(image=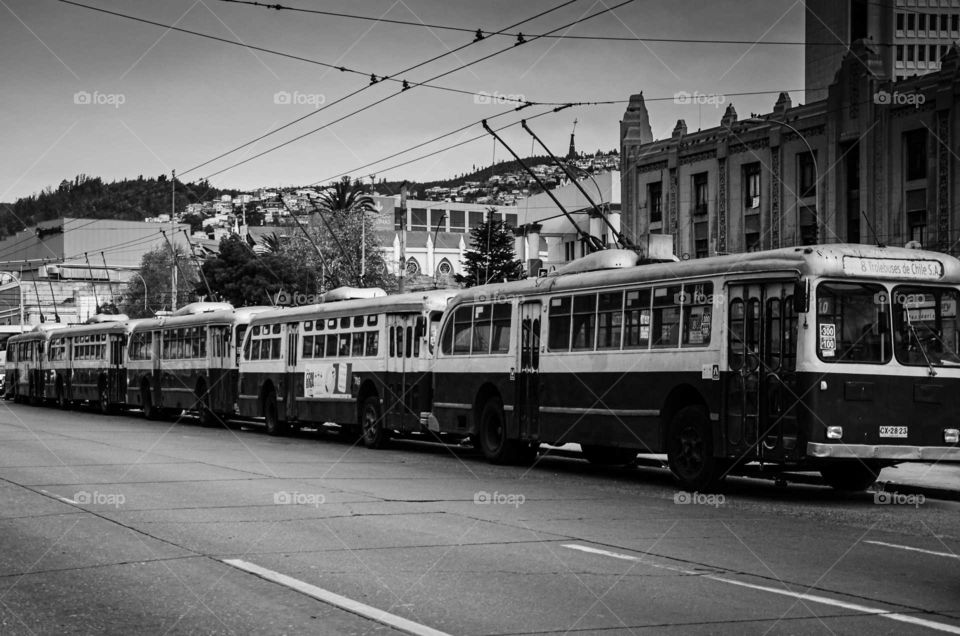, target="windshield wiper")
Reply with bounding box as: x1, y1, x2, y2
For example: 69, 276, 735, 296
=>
905, 309, 937, 376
